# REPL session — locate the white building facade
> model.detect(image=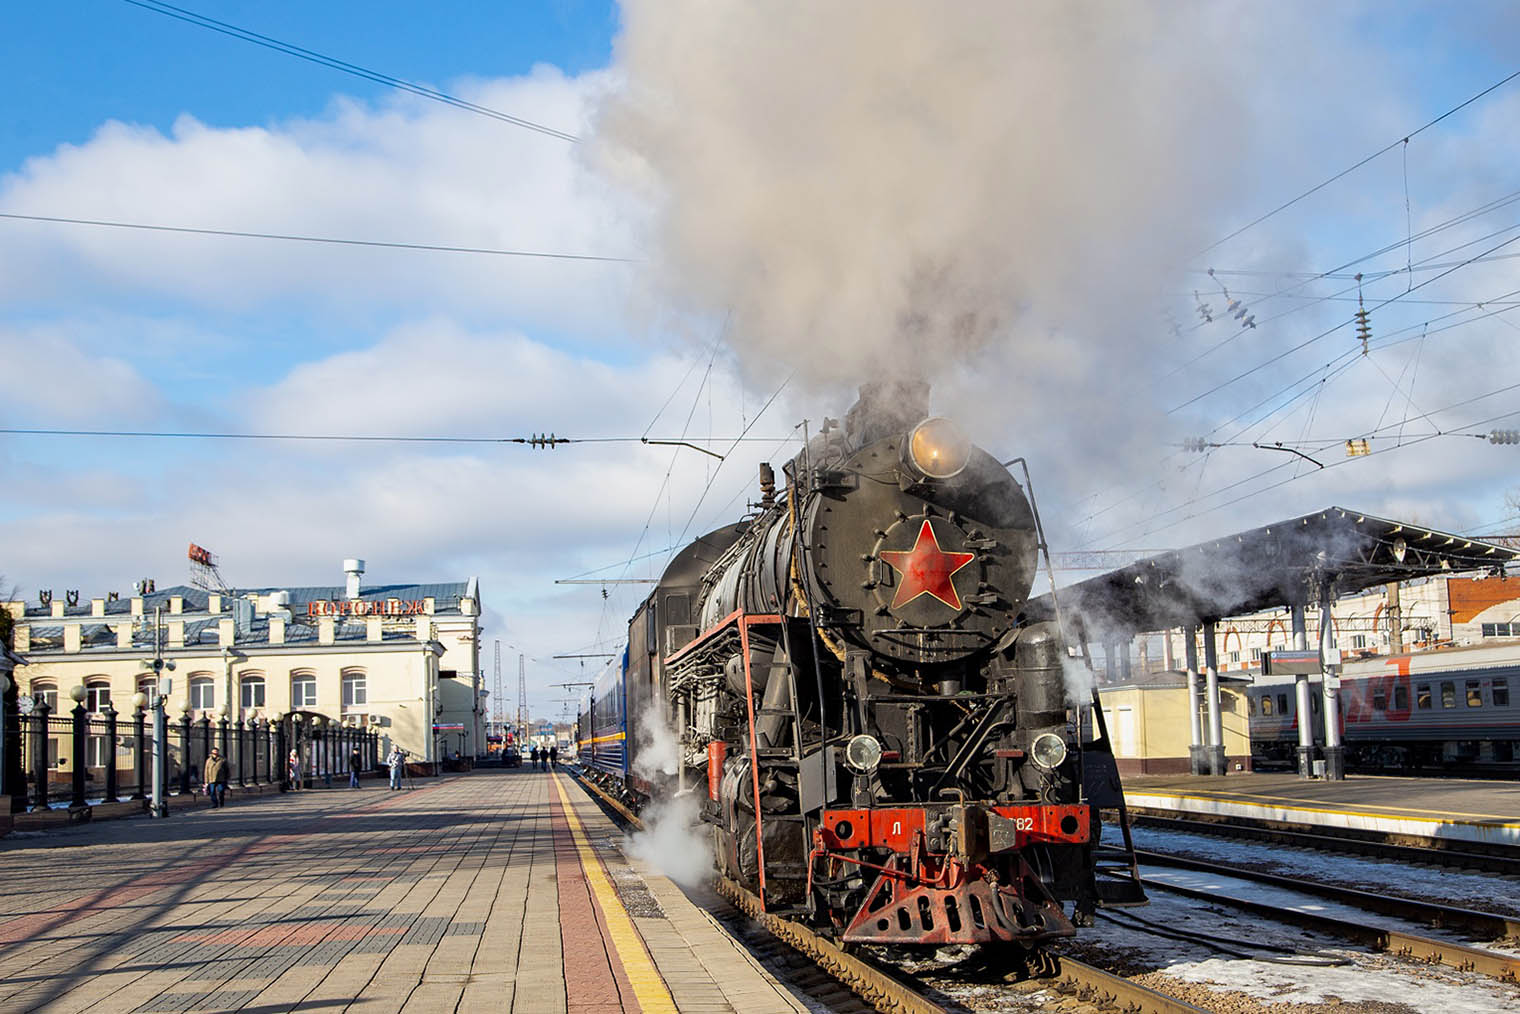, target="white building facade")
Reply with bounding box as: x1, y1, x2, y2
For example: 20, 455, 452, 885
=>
5, 561, 485, 767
